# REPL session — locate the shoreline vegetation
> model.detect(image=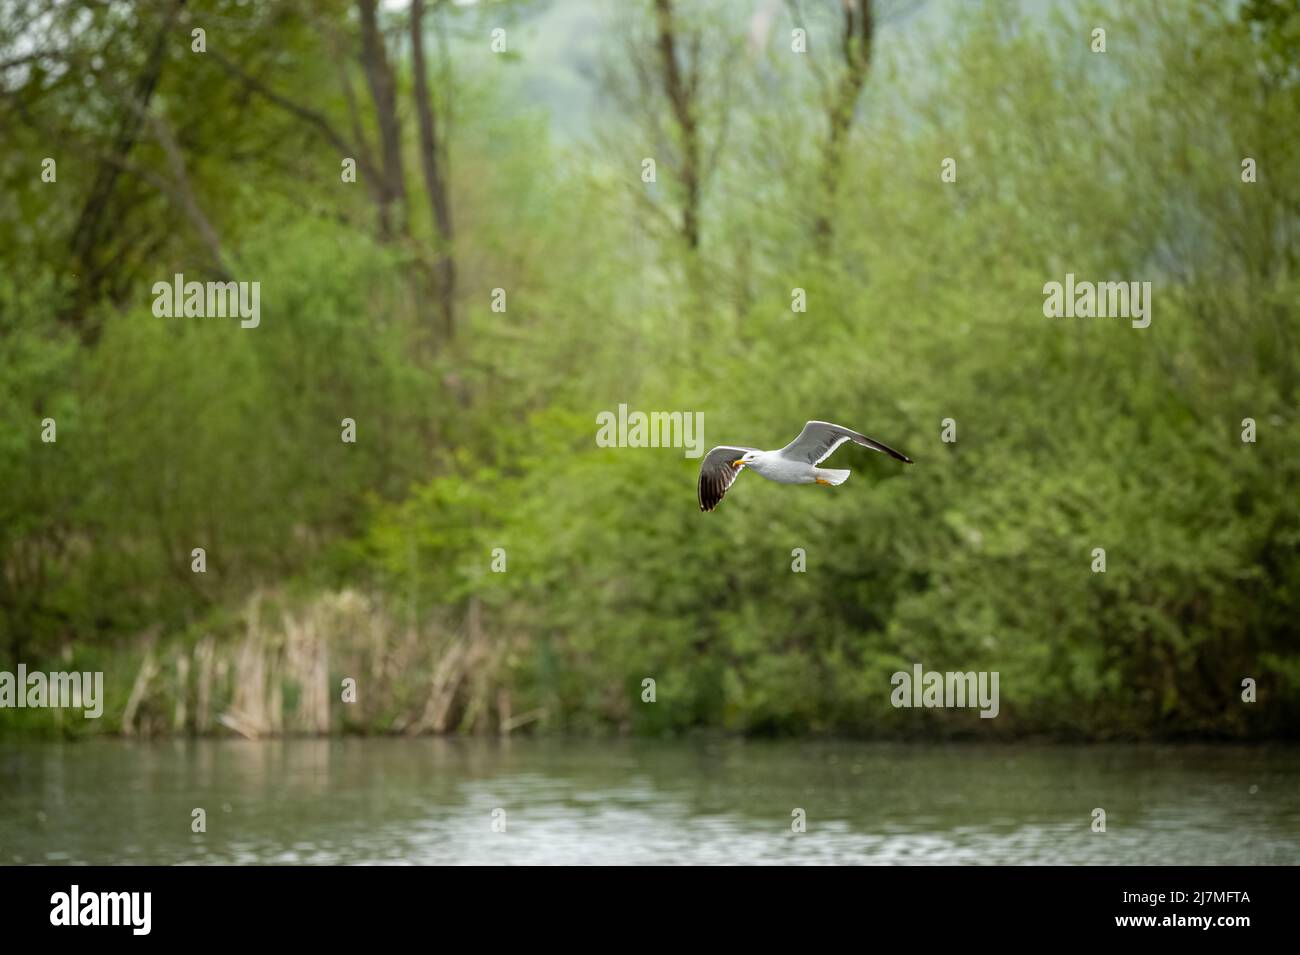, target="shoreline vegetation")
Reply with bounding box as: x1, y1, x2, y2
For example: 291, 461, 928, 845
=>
2, 588, 1293, 742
